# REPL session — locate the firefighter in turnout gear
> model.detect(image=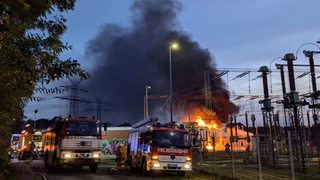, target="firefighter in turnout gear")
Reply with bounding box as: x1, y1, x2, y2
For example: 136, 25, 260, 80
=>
115, 143, 126, 170
225, 143, 231, 159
